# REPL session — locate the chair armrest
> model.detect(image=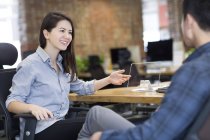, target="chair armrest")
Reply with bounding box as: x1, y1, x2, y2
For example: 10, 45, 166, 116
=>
14, 113, 35, 118
135, 104, 158, 112
13, 113, 37, 140
66, 107, 89, 119
69, 107, 89, 112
